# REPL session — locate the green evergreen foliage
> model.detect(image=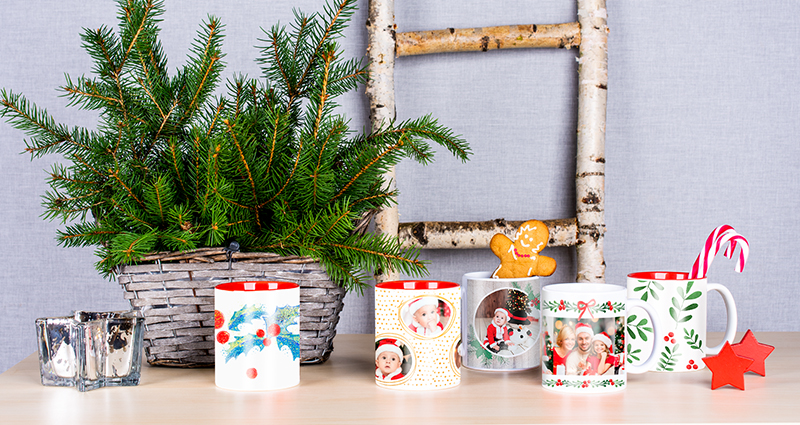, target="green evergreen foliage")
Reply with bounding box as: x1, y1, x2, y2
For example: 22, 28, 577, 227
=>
0, 0, 471, 292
